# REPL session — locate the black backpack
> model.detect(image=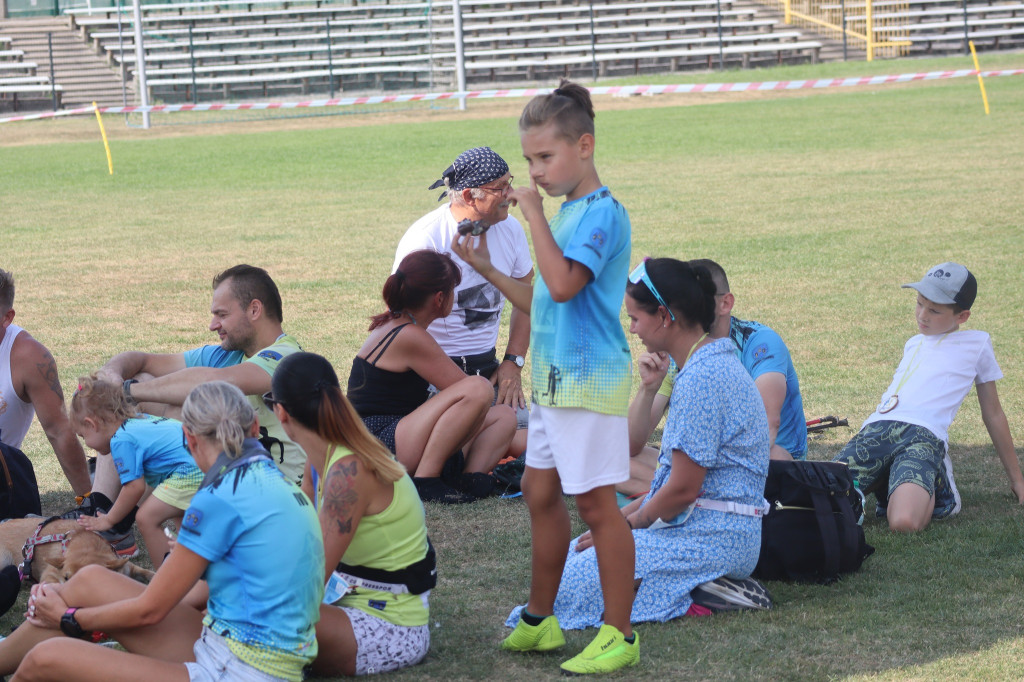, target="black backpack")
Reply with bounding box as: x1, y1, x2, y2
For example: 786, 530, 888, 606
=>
754, 459, 874, 584
0, 441, 42, 519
